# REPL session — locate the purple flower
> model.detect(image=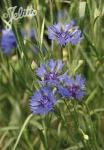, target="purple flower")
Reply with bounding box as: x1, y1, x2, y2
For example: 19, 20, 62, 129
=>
29, 87, 56, 114
36, 59, 67, 86
48, 20, 81, 46
58, 74, 85, 100
1, 29, 16, 54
